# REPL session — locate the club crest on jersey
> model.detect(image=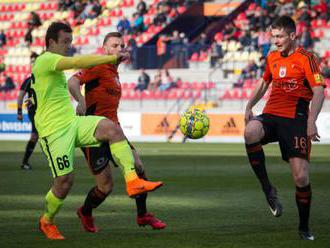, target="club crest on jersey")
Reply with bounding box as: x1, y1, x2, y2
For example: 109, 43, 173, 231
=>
279, 66, 286, 78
